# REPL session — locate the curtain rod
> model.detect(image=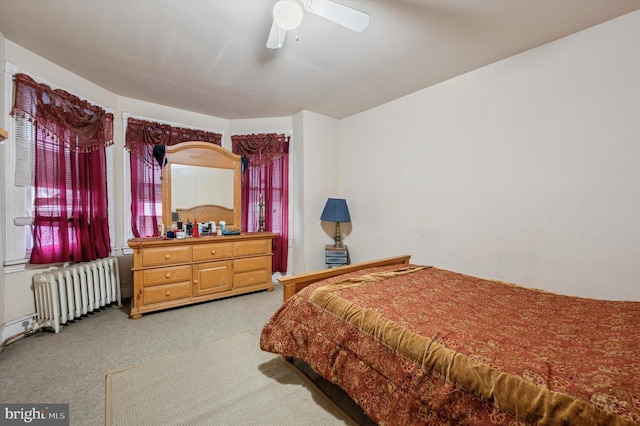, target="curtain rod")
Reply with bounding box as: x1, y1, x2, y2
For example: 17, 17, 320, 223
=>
122, 112, 225, 138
